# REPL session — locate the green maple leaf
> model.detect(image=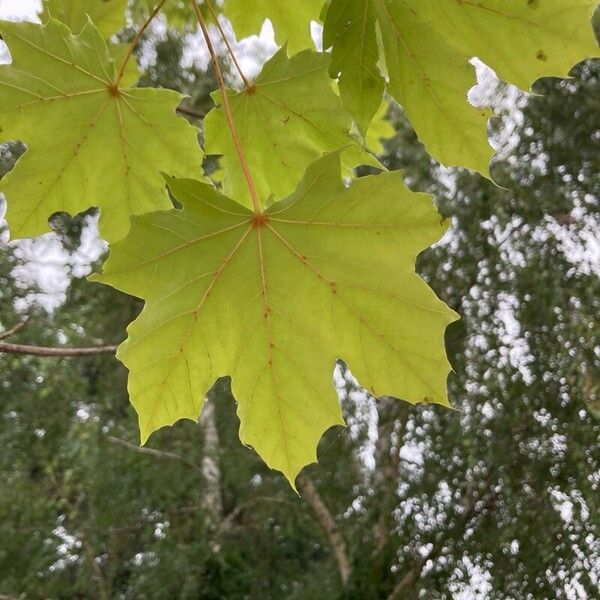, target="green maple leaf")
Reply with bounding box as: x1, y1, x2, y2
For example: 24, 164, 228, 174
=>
223, 0, 323, 54
0, 19, 201, 242
42, 0, 128, 37
325, 0, 384, 137
324, 0, 599, 175
204, 48, 380, 209
364, 101, 395, 155
93, 152, 458, 485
